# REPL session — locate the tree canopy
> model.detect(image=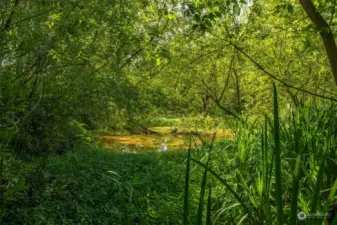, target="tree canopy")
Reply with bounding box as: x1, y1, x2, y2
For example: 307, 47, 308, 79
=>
2, 0, 337, 224
1, 0, 337, 151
